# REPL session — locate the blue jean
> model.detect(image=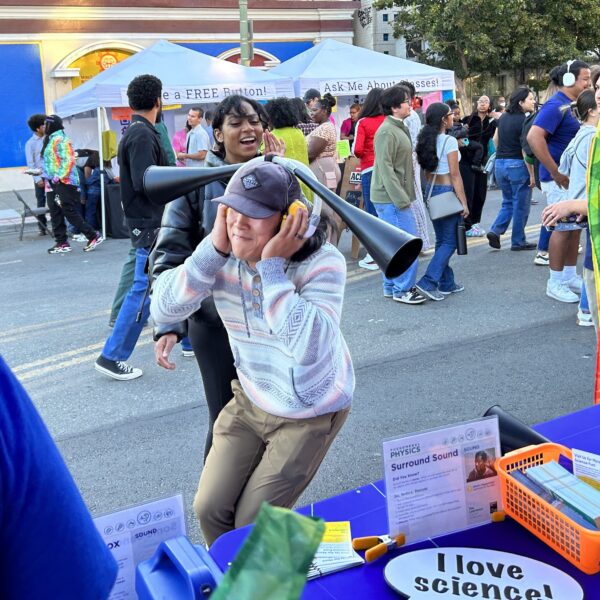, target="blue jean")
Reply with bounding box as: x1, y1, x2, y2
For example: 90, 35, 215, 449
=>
374, 202, 418, 295
537, 225, 551, 252
85, 192, 100, 231
102, 247, 150, 361
361, 170, 378, 218
417, 185, 459, 291
580, 280, 589, 312
491, 159, 532, 246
